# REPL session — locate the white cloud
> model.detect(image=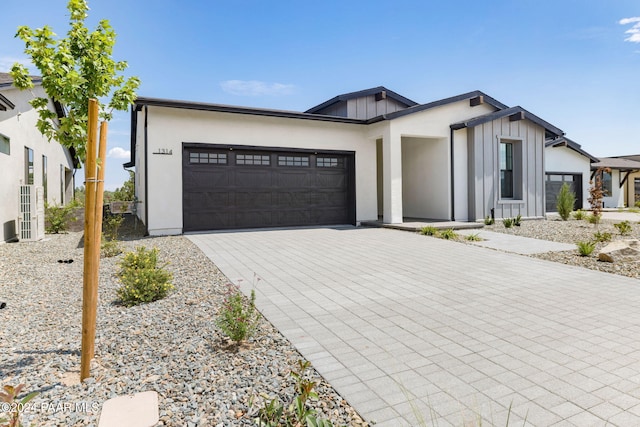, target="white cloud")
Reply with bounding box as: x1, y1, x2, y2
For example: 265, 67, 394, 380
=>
220, 80, 295, 96
107, 147, 130, 159
620, 17, 640, 43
